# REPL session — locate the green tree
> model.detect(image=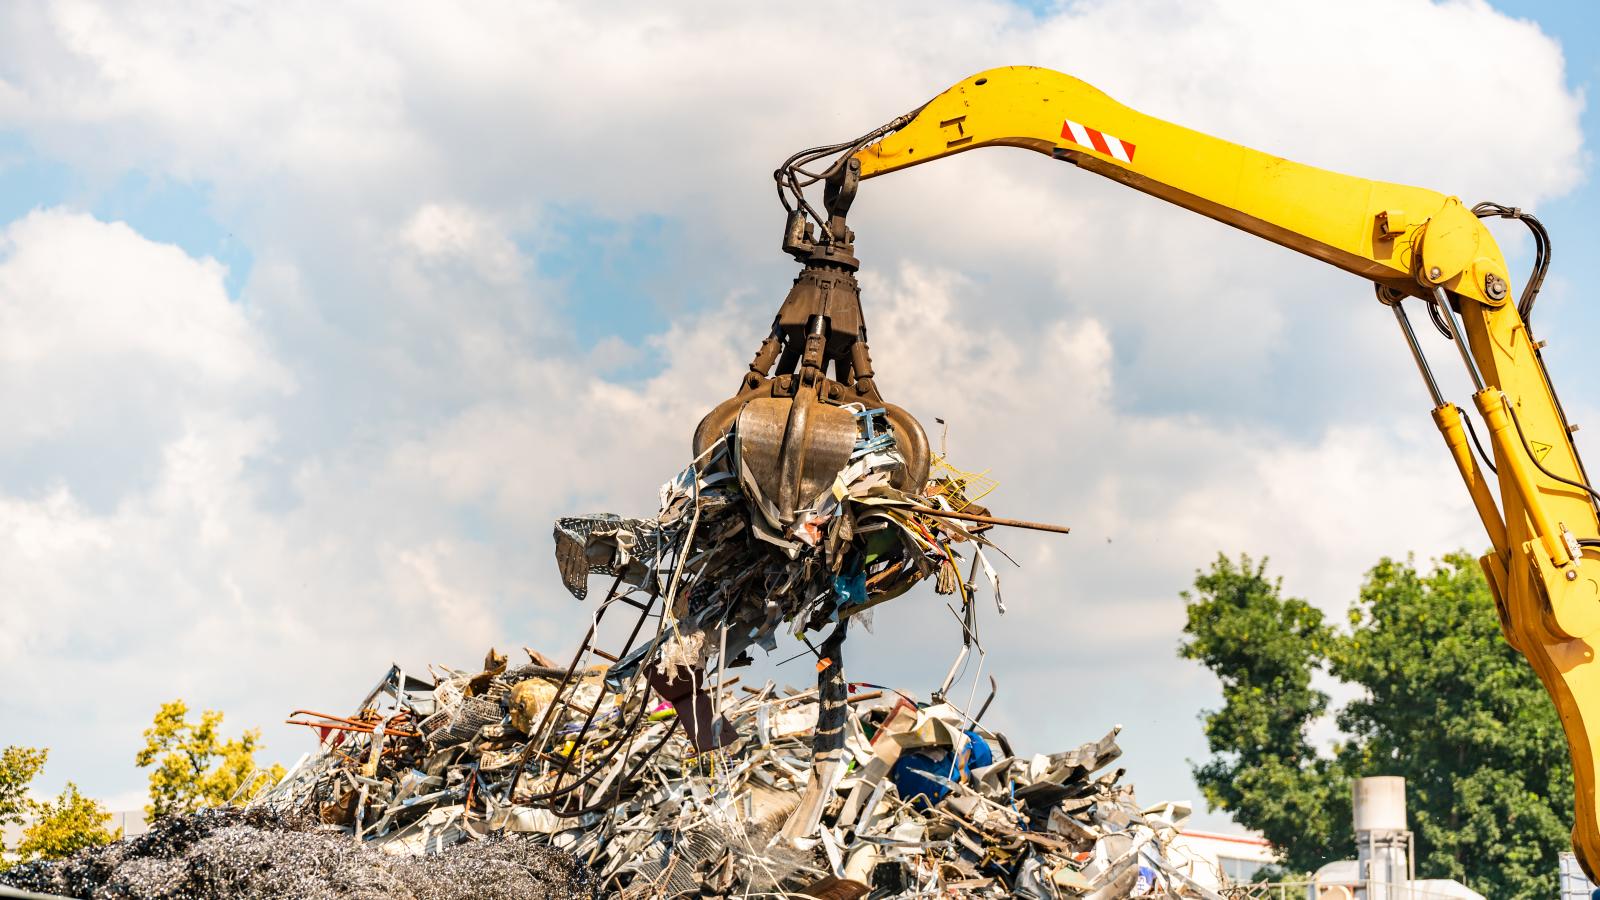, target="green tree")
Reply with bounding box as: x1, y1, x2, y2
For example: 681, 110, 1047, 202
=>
1328, 553, 1571, 898
1178, 554, 1349, 873
0, 746, 48, 832
12, 783, 119, 863
1181, 552, 1572, 899
0, 746, 49, 868
135, 700, 285, 818
0, 746, 119, 869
